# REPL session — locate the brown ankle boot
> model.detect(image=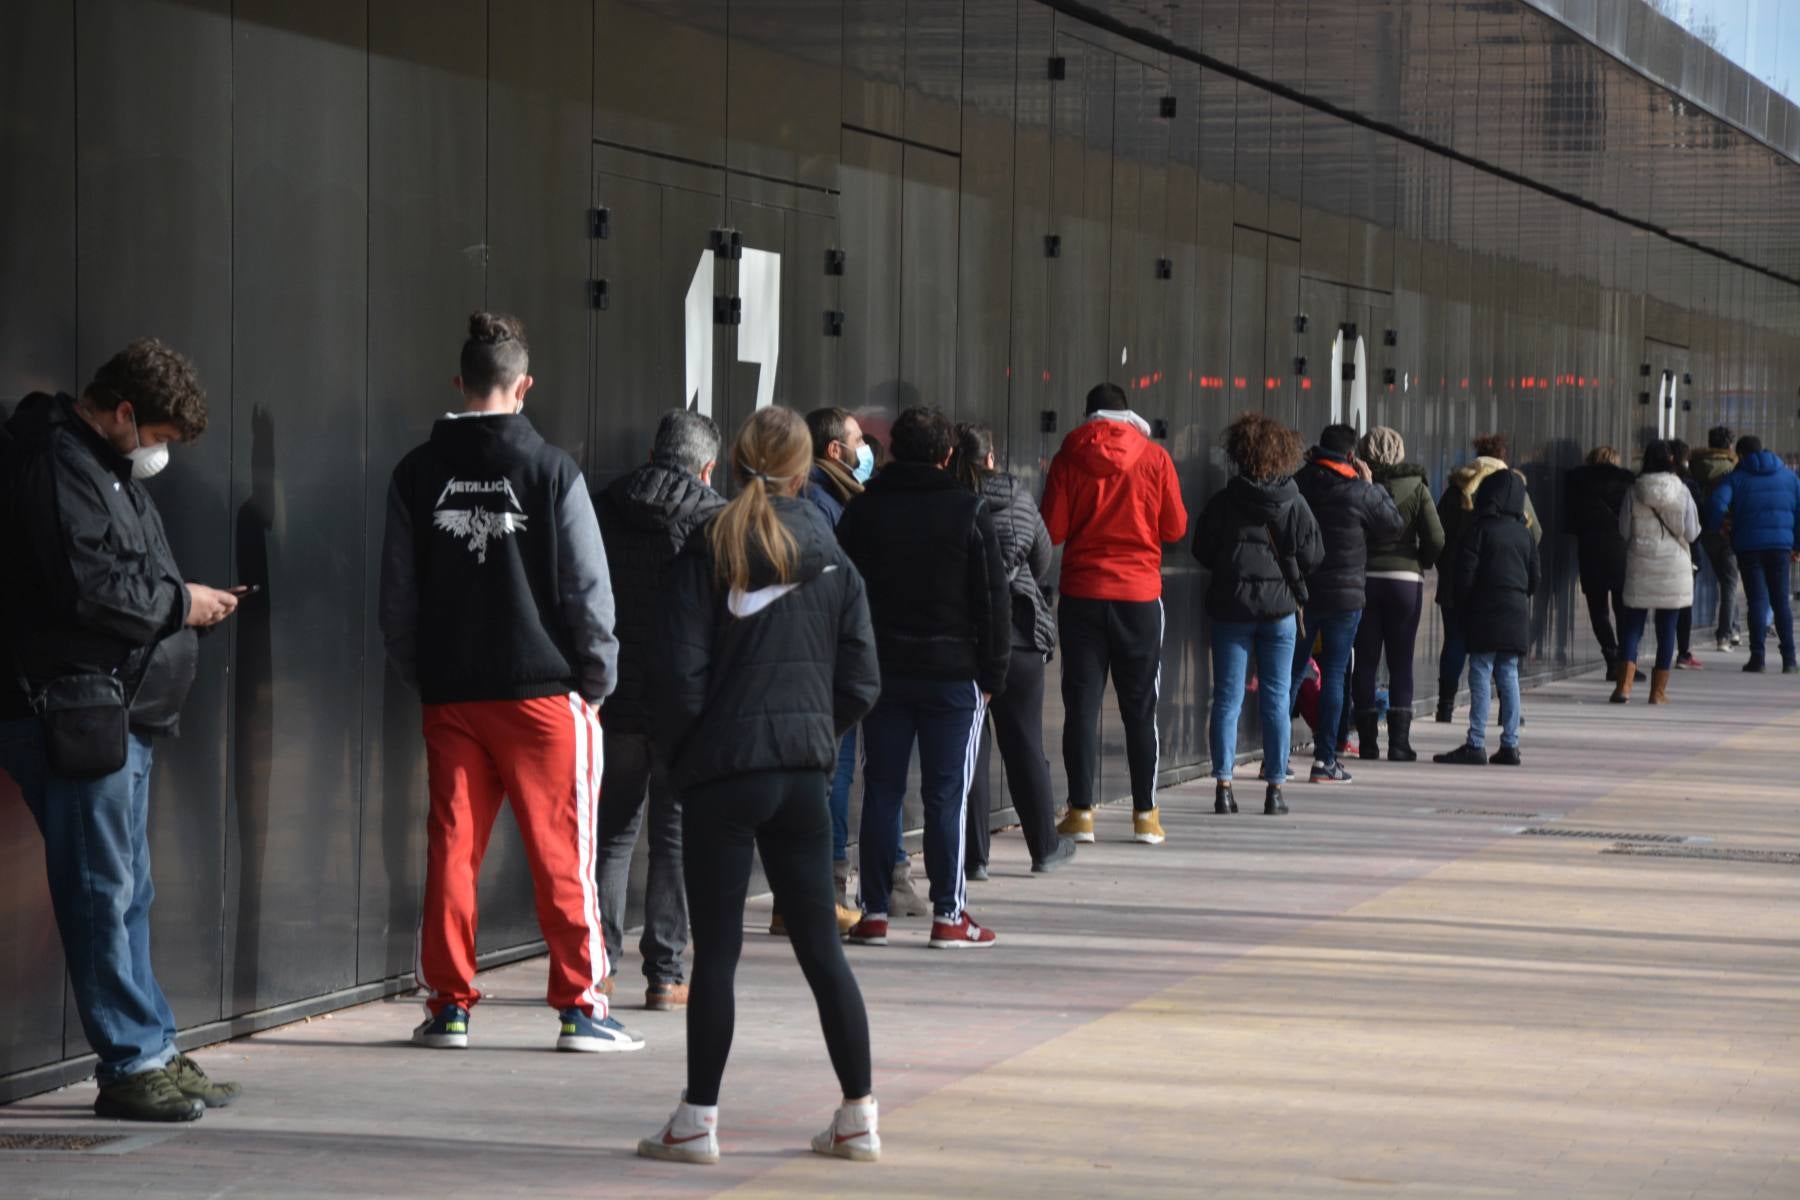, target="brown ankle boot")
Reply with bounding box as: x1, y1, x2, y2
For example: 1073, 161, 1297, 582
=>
1648, 668, 1671, 704
1609, 662, 1637, 704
